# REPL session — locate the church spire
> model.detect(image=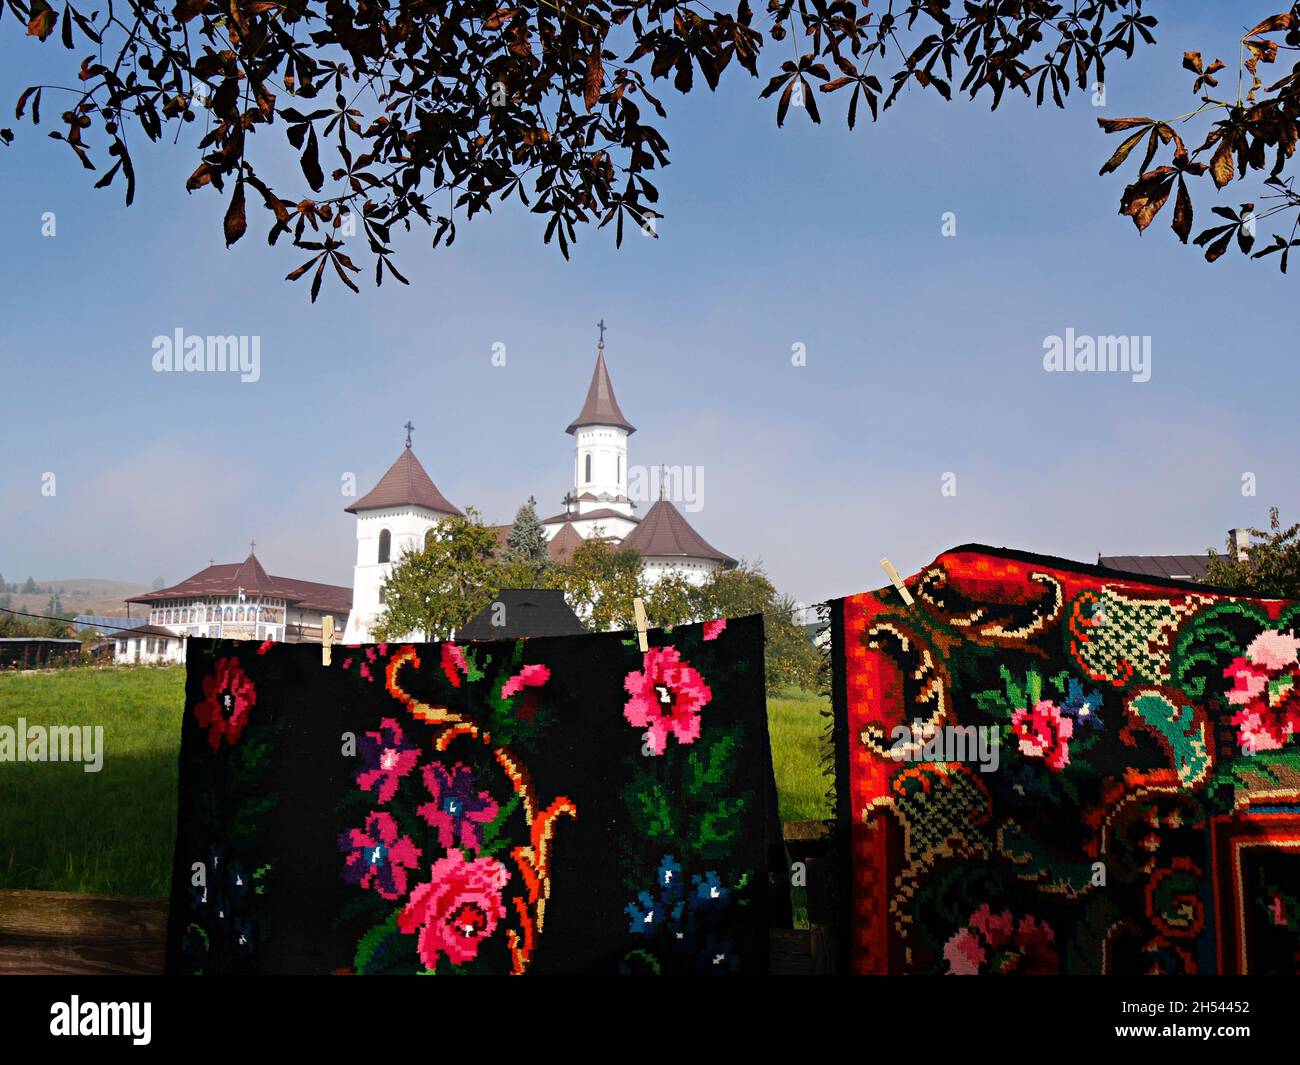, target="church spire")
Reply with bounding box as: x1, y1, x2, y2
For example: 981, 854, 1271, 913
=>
565, 323, 636, 435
